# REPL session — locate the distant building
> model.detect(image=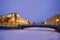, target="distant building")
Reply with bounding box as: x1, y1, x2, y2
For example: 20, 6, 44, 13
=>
0, 13, 33, 27
45, 14, 60, 26
38, 22, 45, 25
